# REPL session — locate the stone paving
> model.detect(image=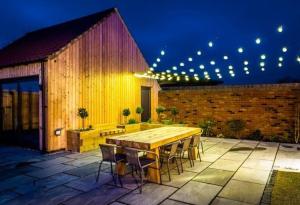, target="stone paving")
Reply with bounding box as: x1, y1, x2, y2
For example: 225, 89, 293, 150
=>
0, 137, 300, 205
